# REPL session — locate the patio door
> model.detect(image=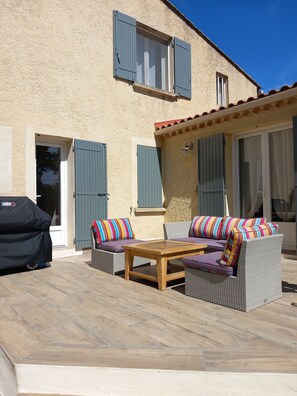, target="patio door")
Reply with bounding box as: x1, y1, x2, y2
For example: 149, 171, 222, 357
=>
235, 125, 296, 250
36, 142, 67, 246
237, 134, 264, 218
